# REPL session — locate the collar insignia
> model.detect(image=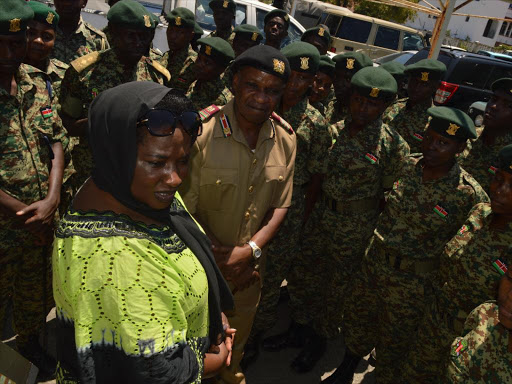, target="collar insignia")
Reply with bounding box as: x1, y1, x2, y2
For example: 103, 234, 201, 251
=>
9, 18, 21, 33
446, 123, 460, 136
251, 32, 258, 41
205, 45, 212, 55
273, 58, 285, 74
46, 12, 55, 25
346, 58, 355, 70
421, 71, 429, 81
223, 0, 229, 7
369, 87, 380, 98
318, 27, 325, 36
175, 16, 182, 26
300, 57, 309, 70
143, 14, 152, 28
